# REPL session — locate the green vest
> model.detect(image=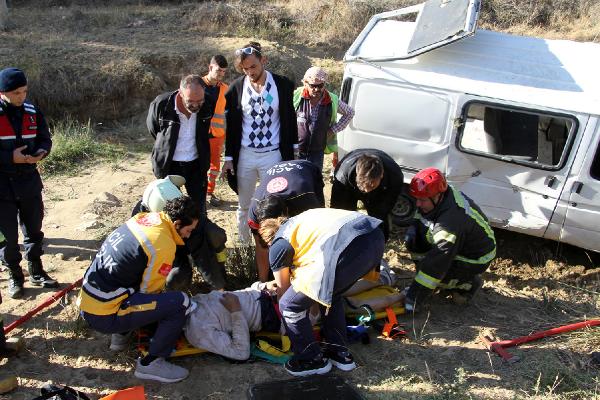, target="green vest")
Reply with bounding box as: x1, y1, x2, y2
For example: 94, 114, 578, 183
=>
293, 88, 340, 154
